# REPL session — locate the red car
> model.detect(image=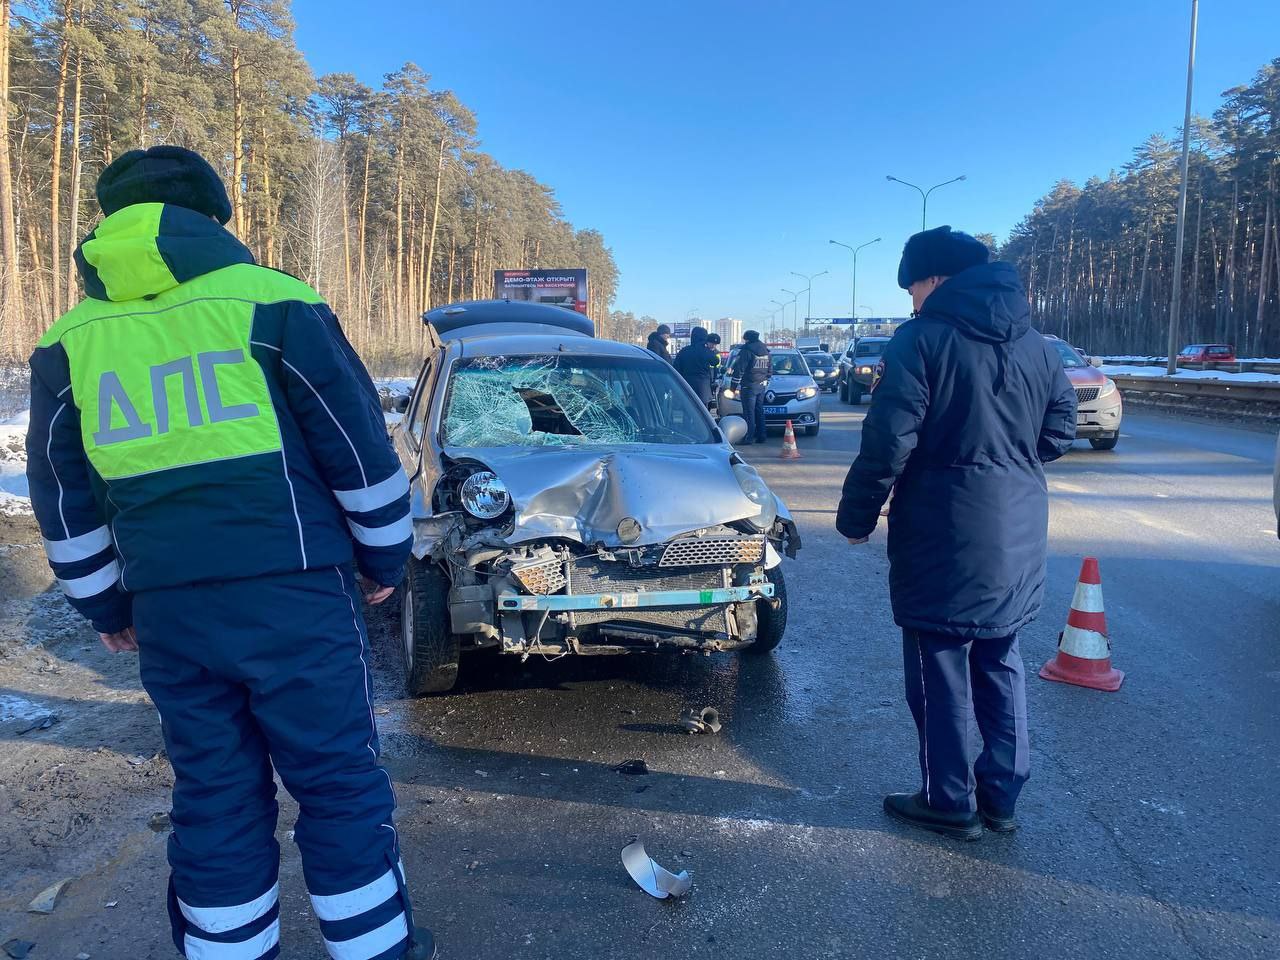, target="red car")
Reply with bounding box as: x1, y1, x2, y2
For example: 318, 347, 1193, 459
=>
1177, 344, 1236, 363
